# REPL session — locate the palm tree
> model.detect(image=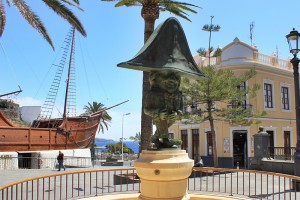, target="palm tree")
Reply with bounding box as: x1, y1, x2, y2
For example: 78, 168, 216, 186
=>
83, 101, 112, 133
83, 101, 112, 159
129, 132, 141, 153
102, 0, 200, 151
0, 0, 86, 50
